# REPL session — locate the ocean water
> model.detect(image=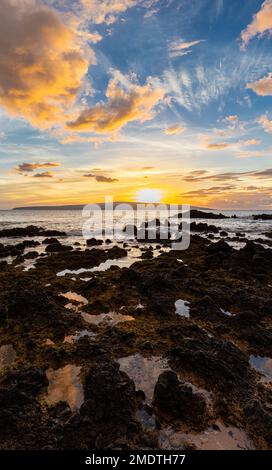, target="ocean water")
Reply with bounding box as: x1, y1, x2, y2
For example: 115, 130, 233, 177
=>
0, 208, 172, 270
0, 208, 272, 246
